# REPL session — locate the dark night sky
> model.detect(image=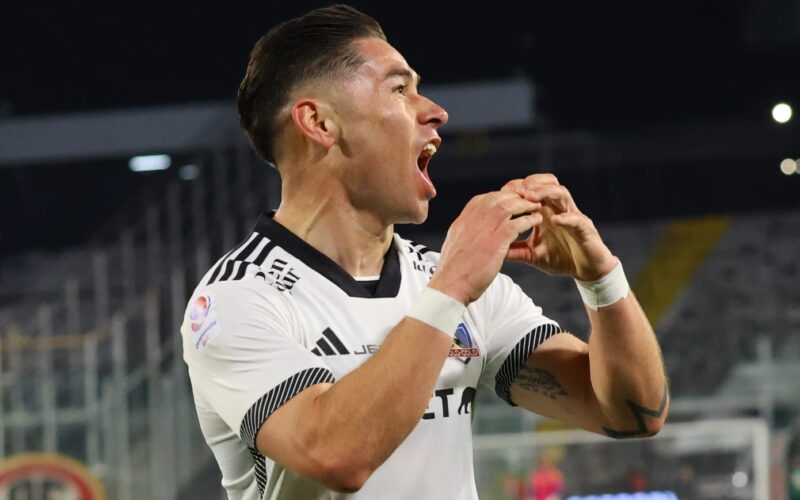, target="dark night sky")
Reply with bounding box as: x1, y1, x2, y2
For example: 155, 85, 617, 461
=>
4, 2, 797, 127
1, 2, 799, 256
